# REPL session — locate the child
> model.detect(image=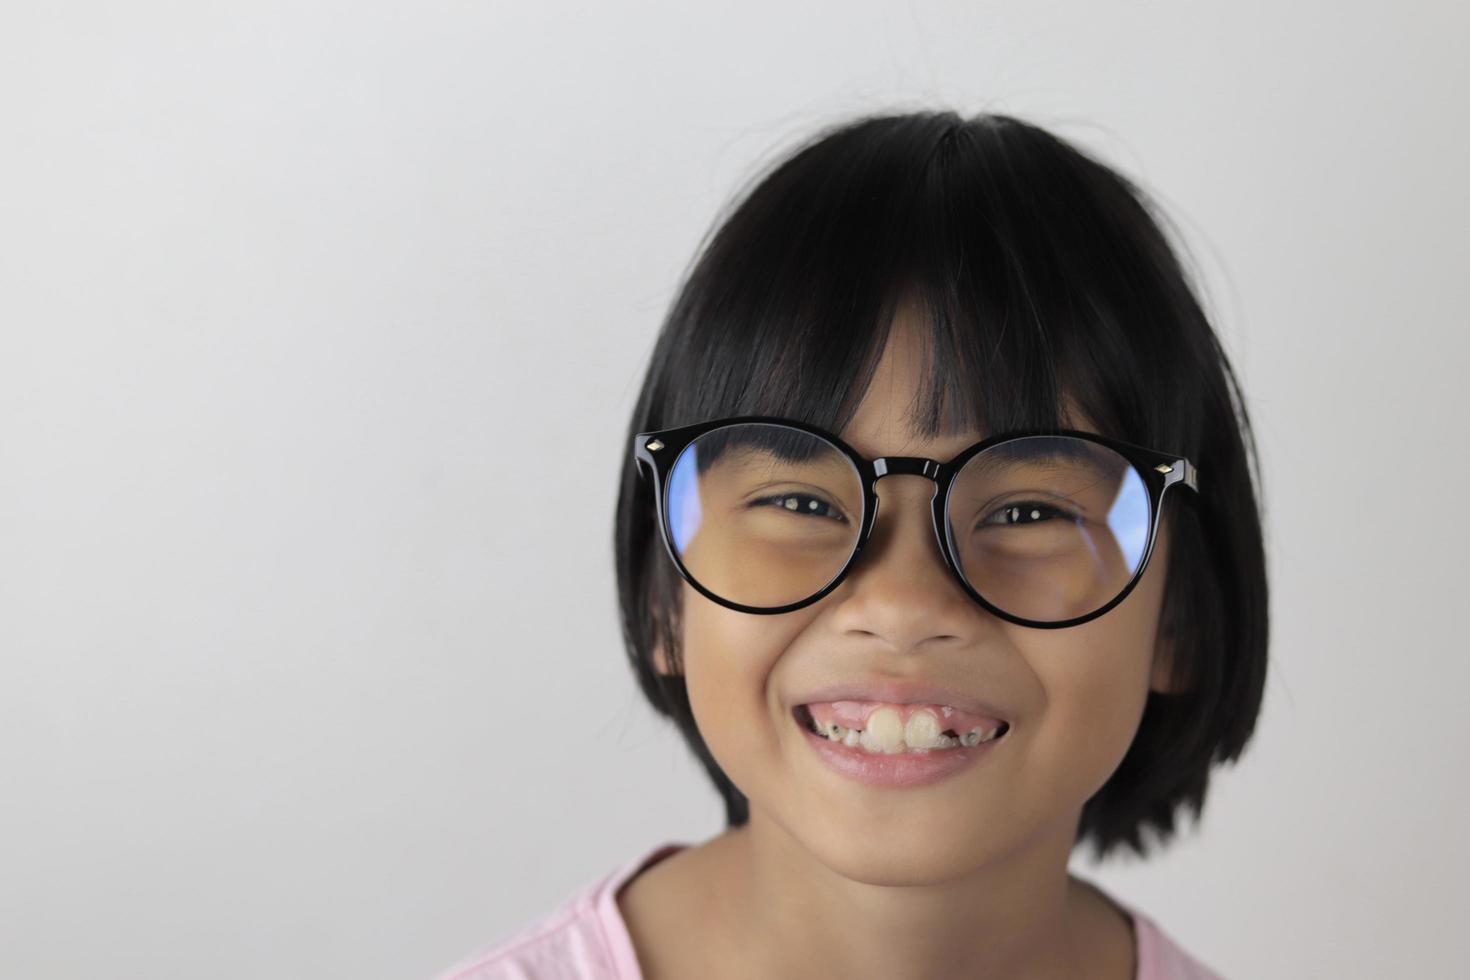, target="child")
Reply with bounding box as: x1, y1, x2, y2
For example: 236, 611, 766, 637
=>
439, 109, 1266, 979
